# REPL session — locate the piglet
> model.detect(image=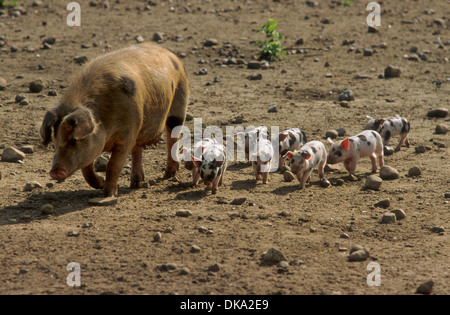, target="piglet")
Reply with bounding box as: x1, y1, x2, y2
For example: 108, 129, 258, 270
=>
278, 128, 307, 170
192, 142, 227, 194
327, 130, 384, 176
365, 115, 411, 151
250, 138, 274, 184
184, 138, 219, 186
284, 141, 327, 189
